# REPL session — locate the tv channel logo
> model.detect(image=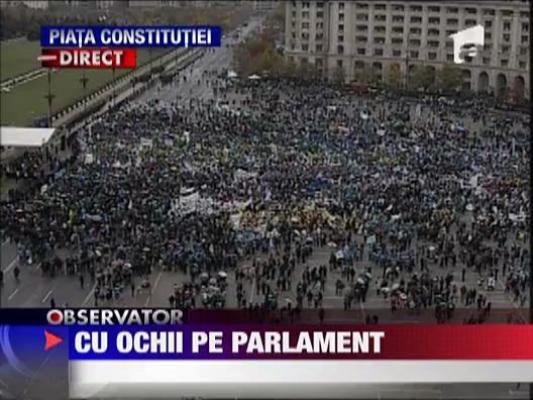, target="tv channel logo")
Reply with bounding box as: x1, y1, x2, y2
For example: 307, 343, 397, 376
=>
449, 25, 484, 64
